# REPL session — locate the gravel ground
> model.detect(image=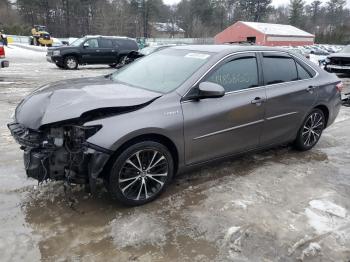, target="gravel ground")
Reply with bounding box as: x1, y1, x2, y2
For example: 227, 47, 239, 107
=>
0, 45, 350, 262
